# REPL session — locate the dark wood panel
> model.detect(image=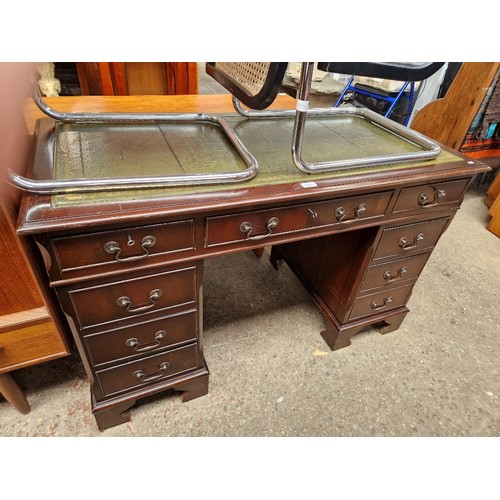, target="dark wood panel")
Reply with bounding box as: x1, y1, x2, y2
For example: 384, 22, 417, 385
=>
76, 63, 198, 96
274, 225, 379, 322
